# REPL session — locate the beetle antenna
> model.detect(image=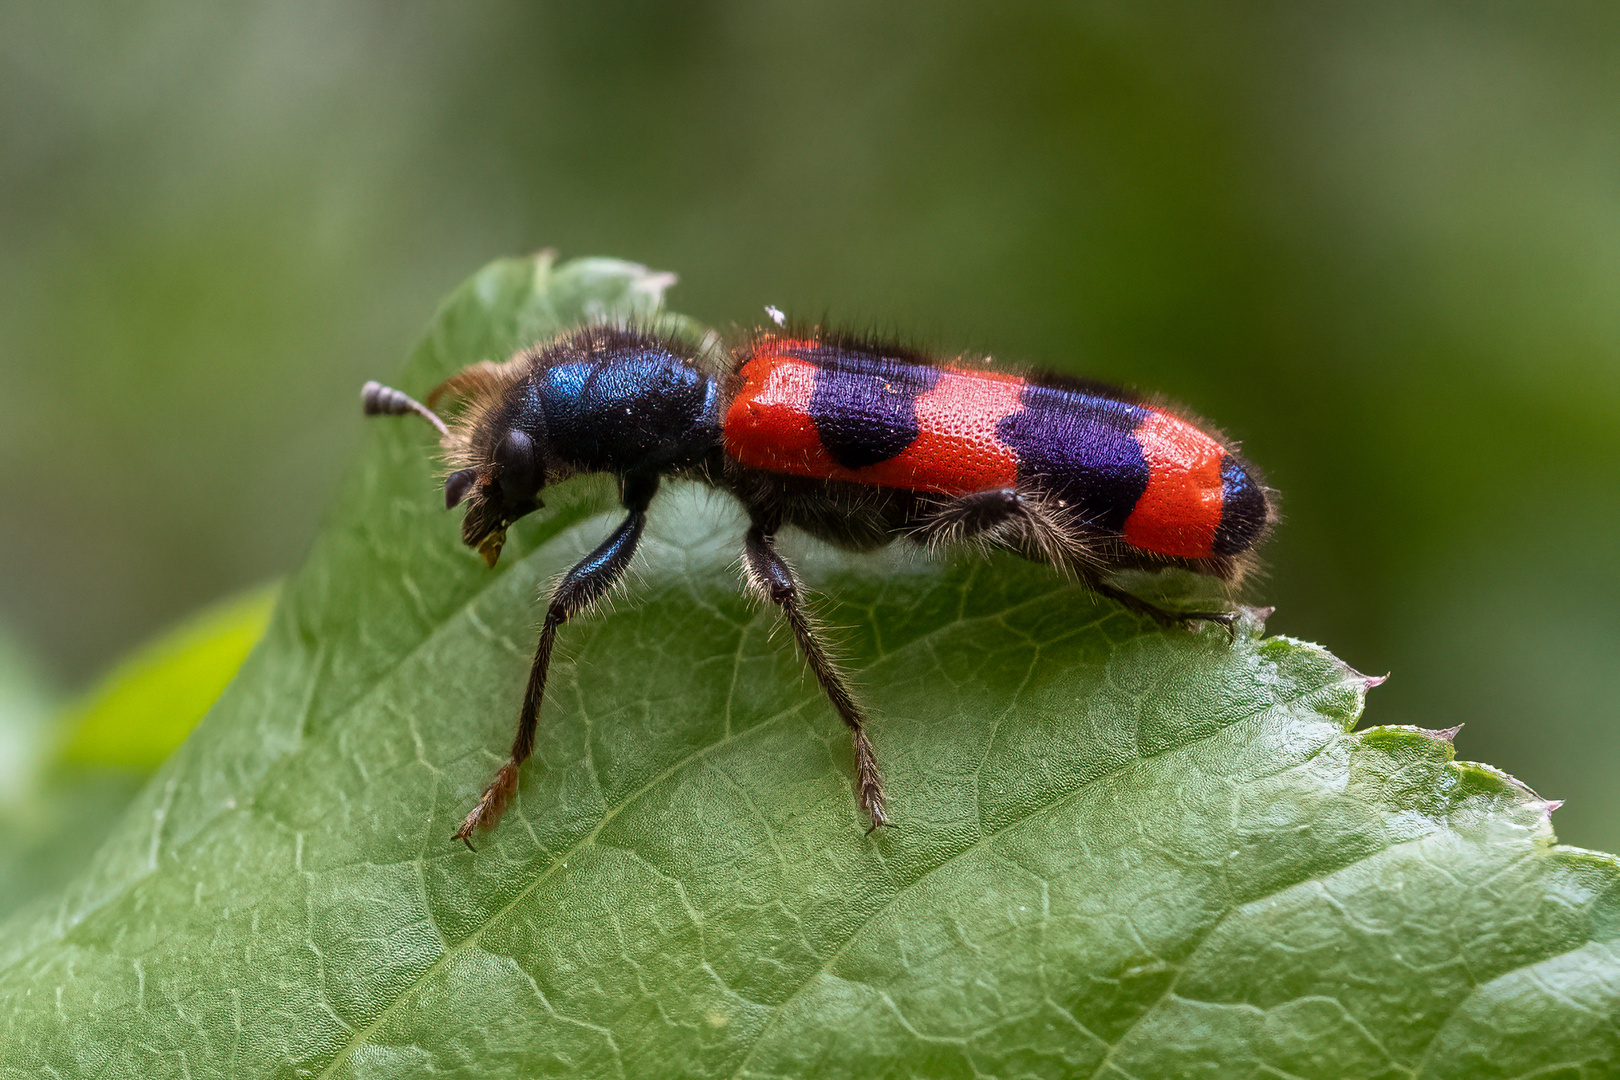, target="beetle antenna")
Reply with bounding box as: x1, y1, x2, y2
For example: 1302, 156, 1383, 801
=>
361, 380, 448, 436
